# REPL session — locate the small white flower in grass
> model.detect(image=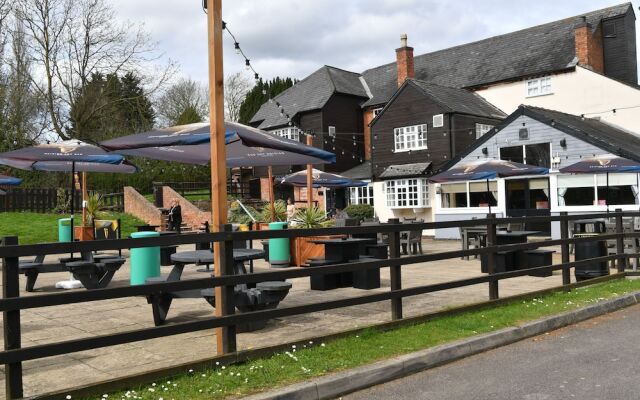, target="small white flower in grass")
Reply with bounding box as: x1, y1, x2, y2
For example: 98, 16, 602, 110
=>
217, 372, 222, 376
66, 396, 72, 400
221, 366, 226, 370
201, 374, 206, 377
166, 381, 171, 384
321, 343, 325, 347
152, 383, 156, 387
148, 388, 155, 393
292, 345, 296, 349
172, 384, 177, 387
188, 369, 193, 373
309, 341, 313, 345
199, 389, 203, 393
103, 395, 109, 398
216, 362, 220, 366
